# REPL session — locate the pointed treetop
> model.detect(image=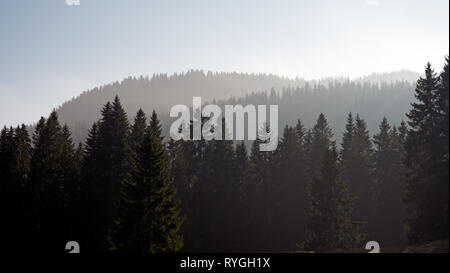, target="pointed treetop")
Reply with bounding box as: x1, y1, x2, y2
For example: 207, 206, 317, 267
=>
150, 110, 163, 140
